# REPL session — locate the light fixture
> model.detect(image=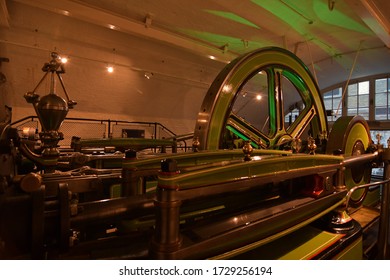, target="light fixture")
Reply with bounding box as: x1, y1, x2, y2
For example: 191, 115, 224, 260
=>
256, 94, 262, 101
59, 56, 68, 64
108, 24, 117, 30
208, 55, 216, 60
222, 43, 229, 54
107, 65, 114, 73
144, 72, 153, 79
241, 39, 249, 48
106, 48, 116, 73
61, 10, 70, 16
